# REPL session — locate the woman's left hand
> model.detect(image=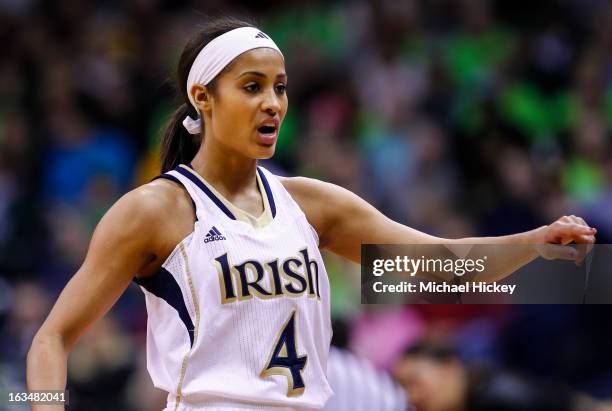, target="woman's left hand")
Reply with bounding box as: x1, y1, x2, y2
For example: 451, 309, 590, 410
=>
532, 215, 596, 264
